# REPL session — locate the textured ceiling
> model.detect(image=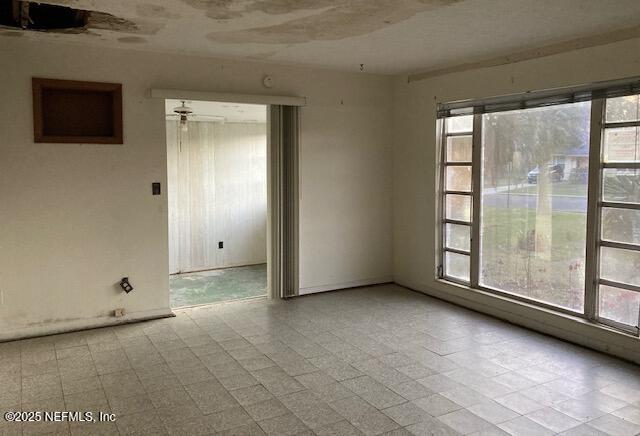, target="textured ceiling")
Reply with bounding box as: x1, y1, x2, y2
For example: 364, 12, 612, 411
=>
2, 0, 640, 75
